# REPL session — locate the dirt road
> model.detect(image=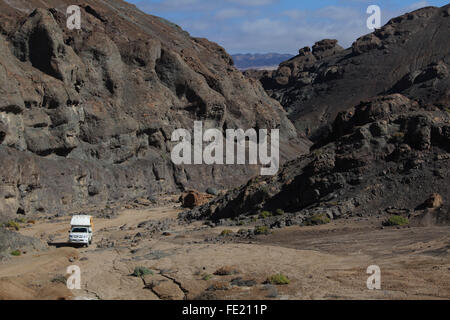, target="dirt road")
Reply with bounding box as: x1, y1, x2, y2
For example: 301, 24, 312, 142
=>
0, 204, 449, 300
